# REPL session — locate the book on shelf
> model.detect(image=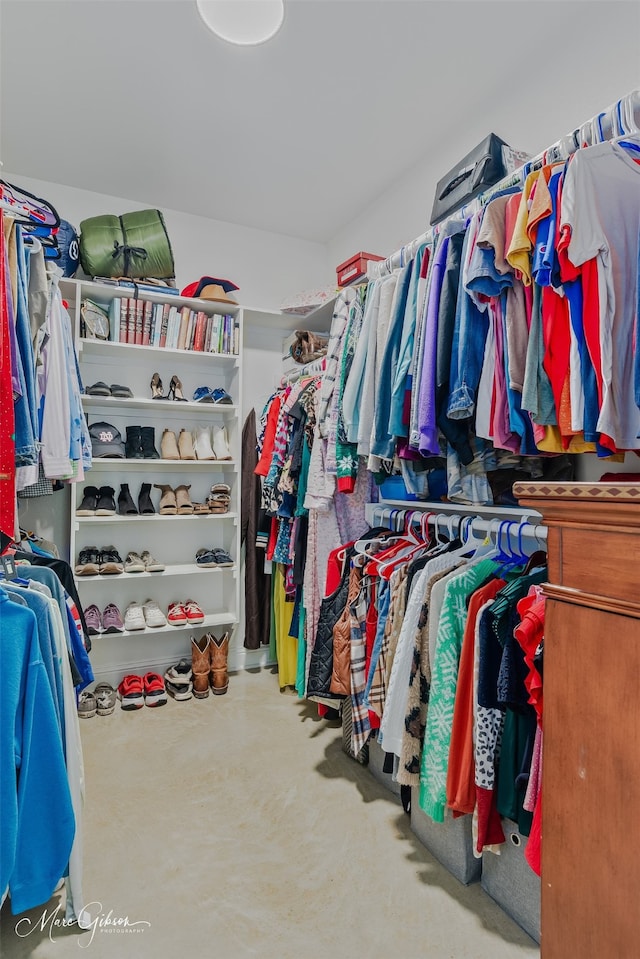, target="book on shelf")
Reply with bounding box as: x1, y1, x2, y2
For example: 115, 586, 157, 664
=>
150, 303, 162, 347
203, 313, 213, 353
210, 314, 220, 354
159, 303, 170, 348
233, 318, 240, 355
134, 300, 144, 346
187, 310, 197, 351
124, 298, 133, 344
177, 307, 190, 351
142, 300, 153, 346
118, 297, 129, 343
108, 299, 120, 342
193, 311, 207, 352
